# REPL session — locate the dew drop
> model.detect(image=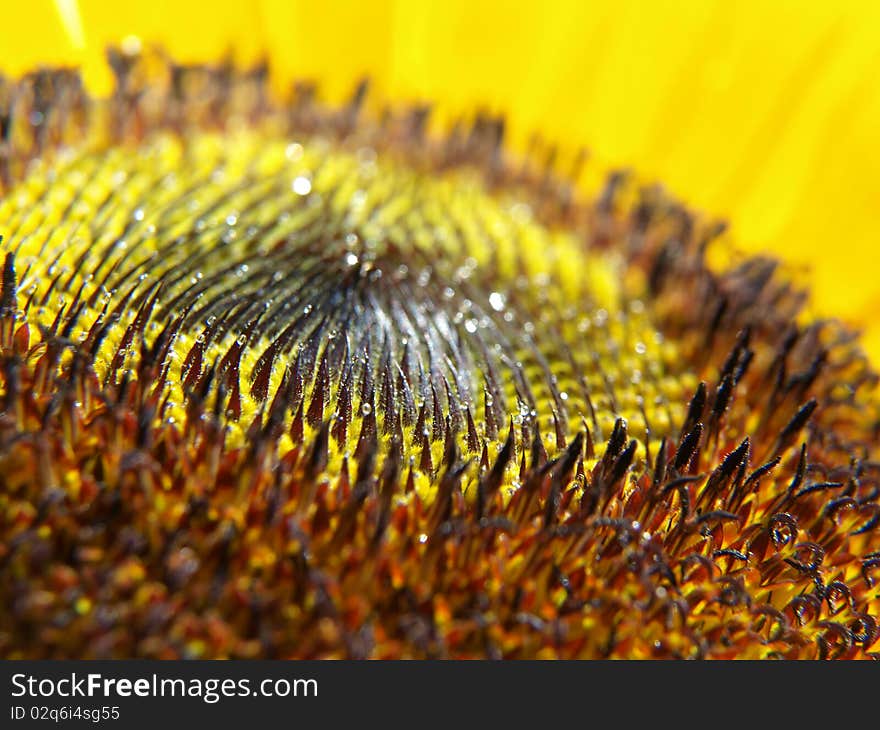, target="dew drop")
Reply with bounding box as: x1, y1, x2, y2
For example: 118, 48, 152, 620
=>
292, 176, 312, 195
